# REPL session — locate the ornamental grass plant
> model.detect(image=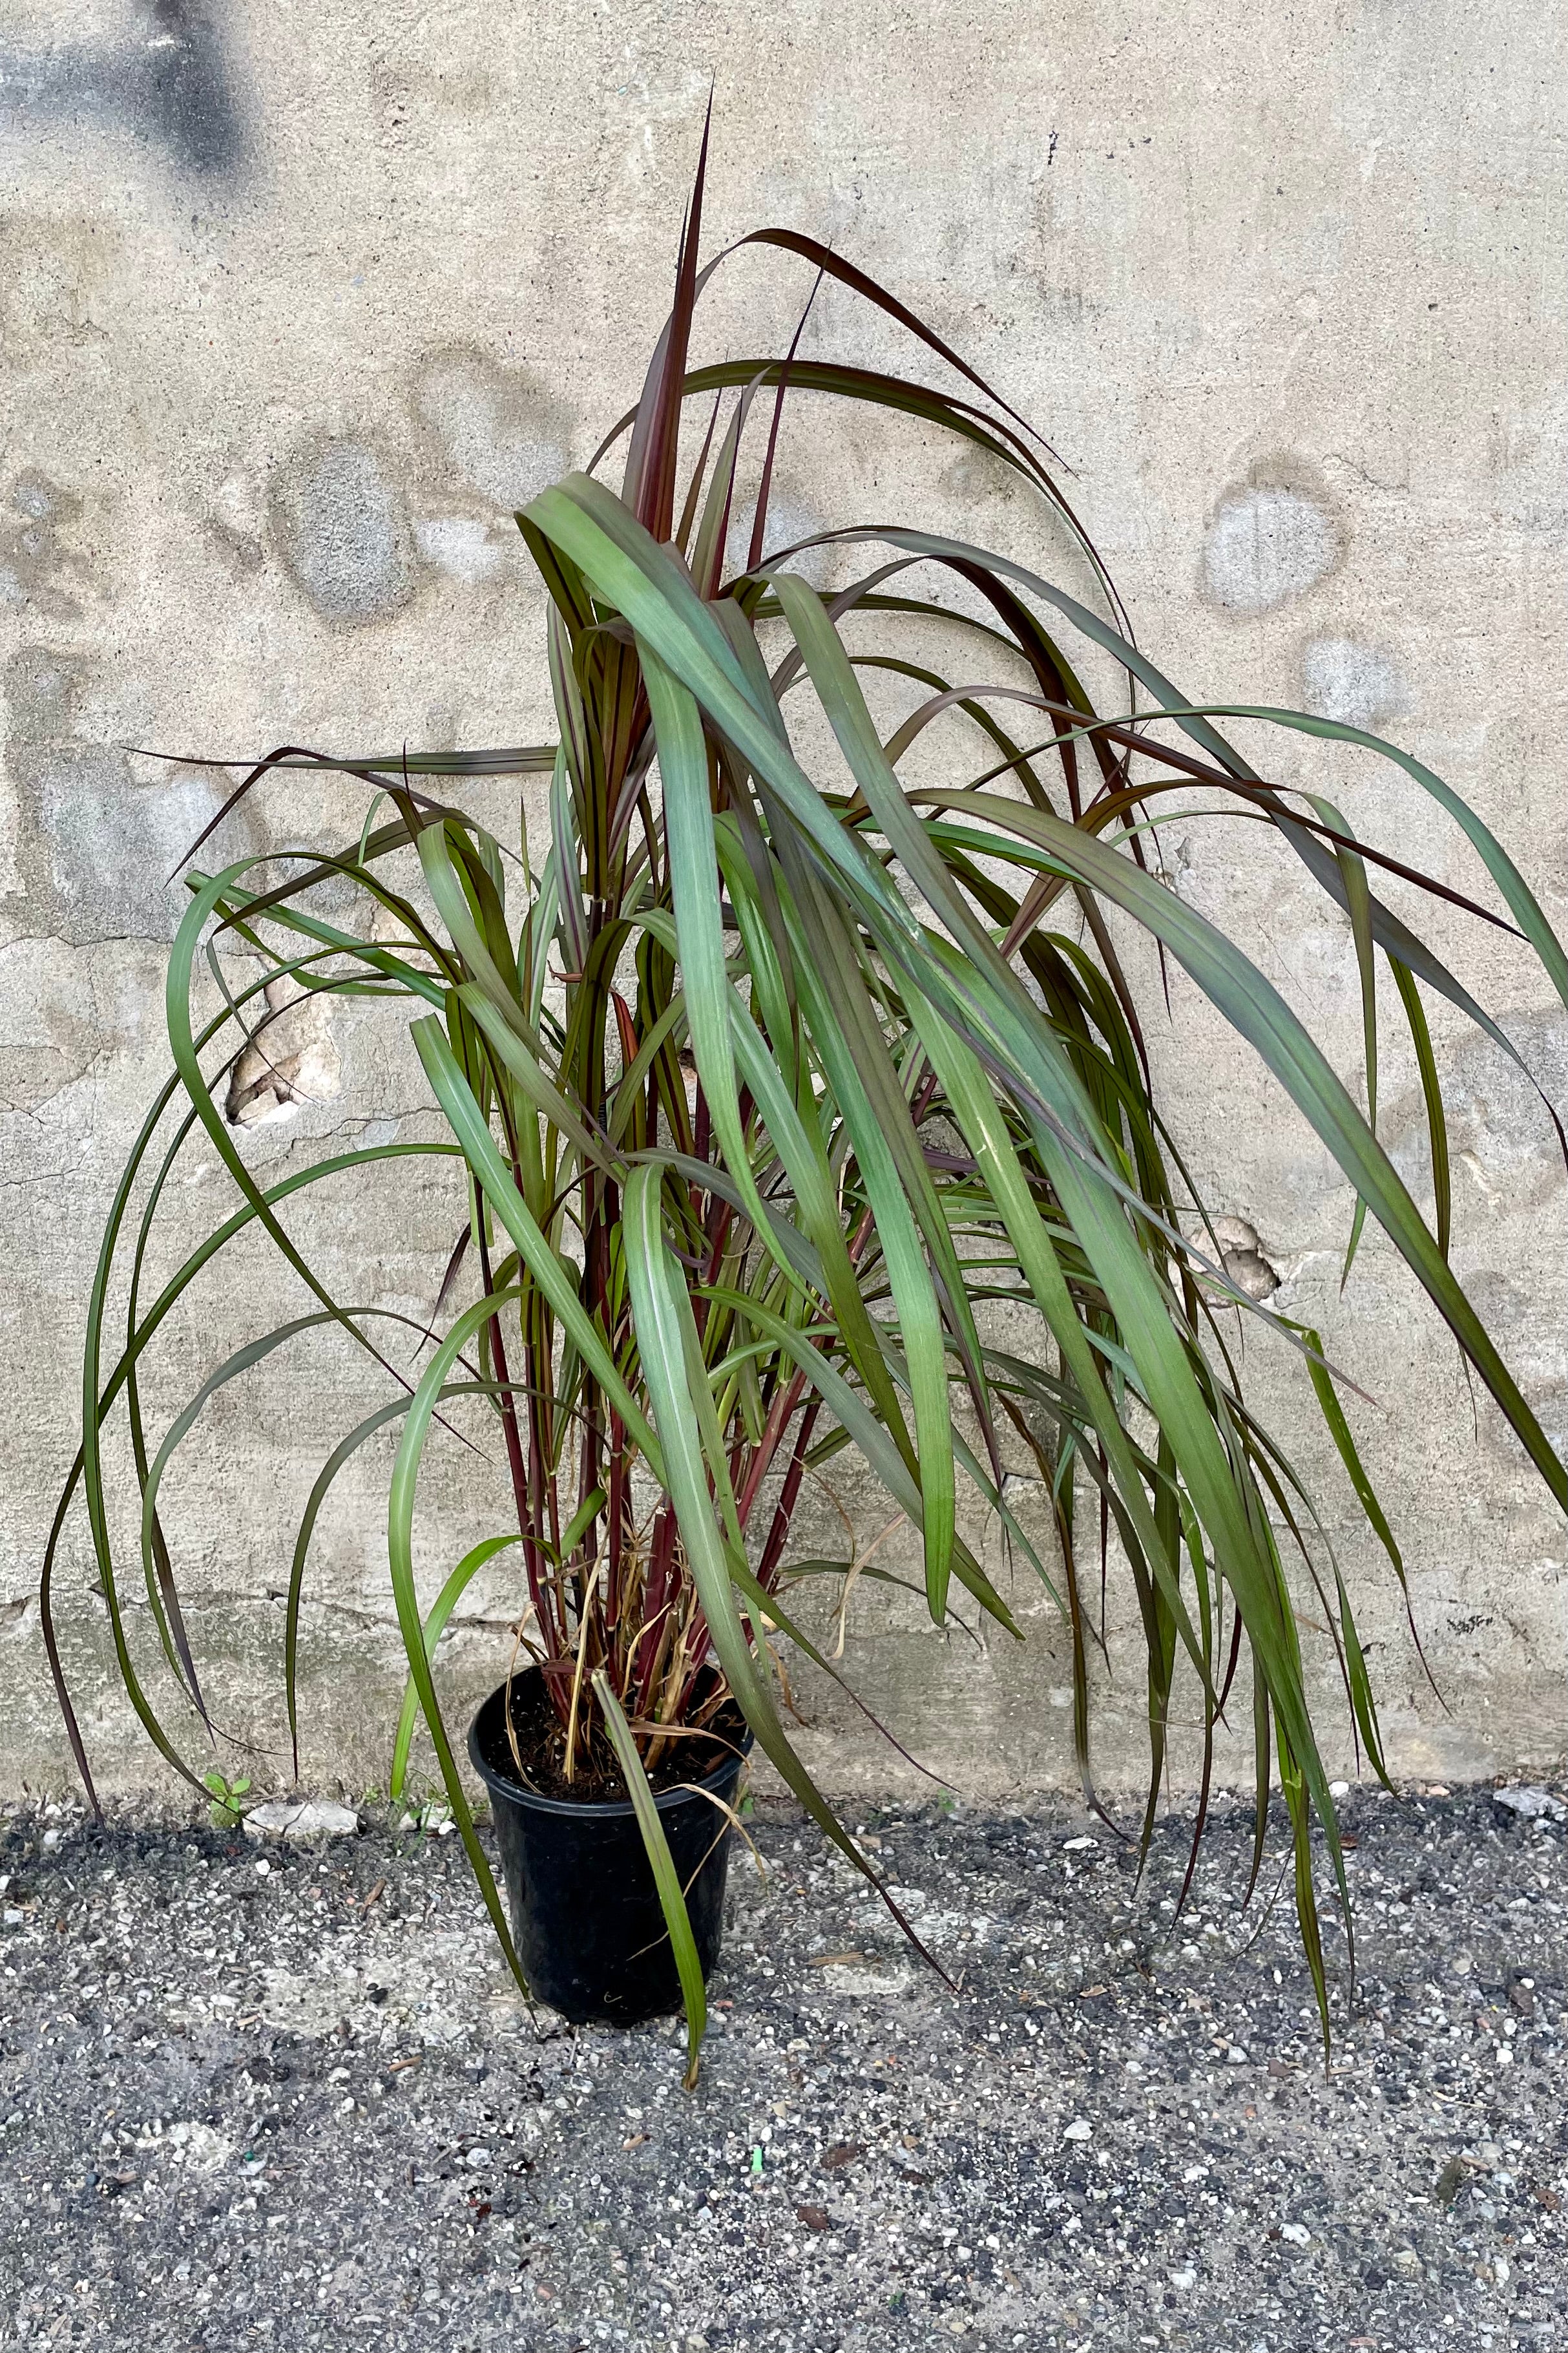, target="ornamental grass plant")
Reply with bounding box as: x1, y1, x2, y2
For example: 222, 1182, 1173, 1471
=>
48, 124, 1567, 2080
